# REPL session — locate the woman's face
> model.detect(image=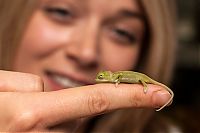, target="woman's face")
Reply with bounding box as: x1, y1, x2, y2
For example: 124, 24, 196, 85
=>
13, 0, 145, 91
